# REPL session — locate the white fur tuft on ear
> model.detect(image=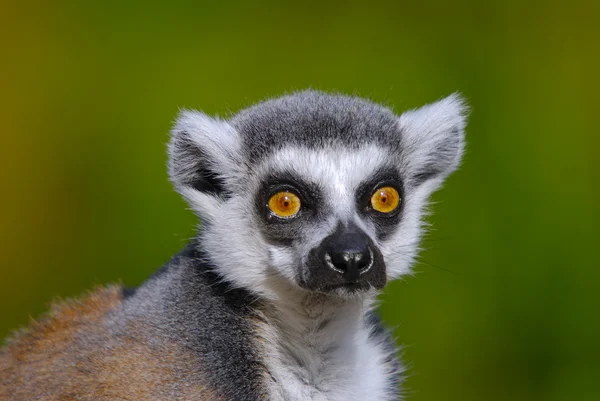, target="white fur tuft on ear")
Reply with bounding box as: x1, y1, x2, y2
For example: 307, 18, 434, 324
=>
398, 93, 468, 187
168, 110, 242, 220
